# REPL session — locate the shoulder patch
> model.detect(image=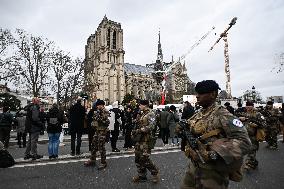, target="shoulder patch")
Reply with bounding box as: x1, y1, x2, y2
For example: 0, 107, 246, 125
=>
232, 119, 243, 127
261, 115, 265, 120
